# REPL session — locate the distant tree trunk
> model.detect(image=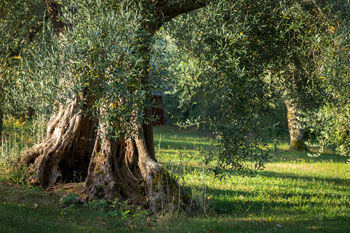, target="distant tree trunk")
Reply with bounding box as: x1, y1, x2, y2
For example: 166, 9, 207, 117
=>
284, 99, 307, 151
0, 109, 3, 133
20, 0, 207, 212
